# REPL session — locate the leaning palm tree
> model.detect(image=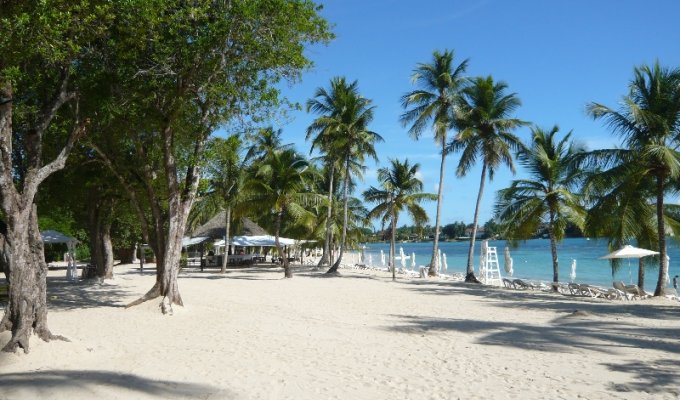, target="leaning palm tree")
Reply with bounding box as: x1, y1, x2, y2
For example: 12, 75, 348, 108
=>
587, 62, 680, 296
363, 159, 435, 281
307, 77, 382, 274
449, 76, 527, 282
495, 126, 586, 290
400, 49, 469, 276
245, 148, 321, 278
